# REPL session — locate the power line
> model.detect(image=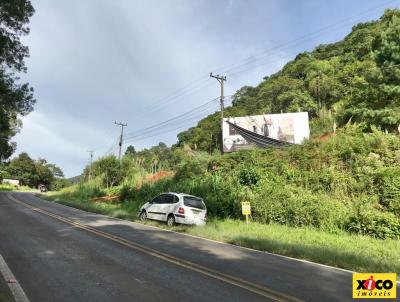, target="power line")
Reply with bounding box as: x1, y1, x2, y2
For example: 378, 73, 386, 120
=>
96, 124, 121, 154
106, 0, 398, 129
124, 63, 400, 145
103, 141, 119, 157
123, 97, 219, 139
137, 78, 211, 118
123, 102, 217, 141
124, 77, 211, 124
101, 2, 399, 156
124, 118, 217, 144
123, 106, 219, 142
122, 105, 220, 143
102, 64, 400, 156
219, 0, 400, 77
